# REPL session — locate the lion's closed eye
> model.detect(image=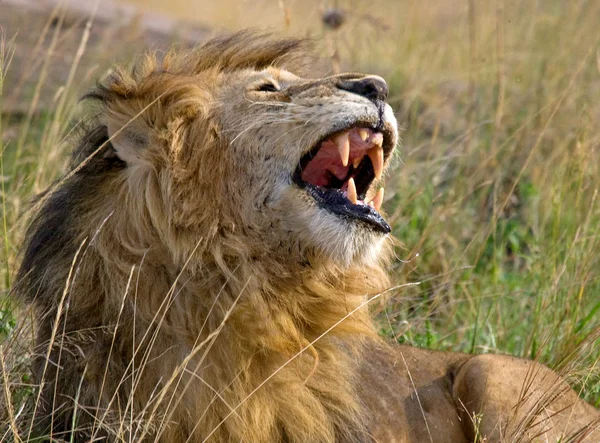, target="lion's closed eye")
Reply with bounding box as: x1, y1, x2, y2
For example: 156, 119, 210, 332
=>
256, 81, 279, 92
